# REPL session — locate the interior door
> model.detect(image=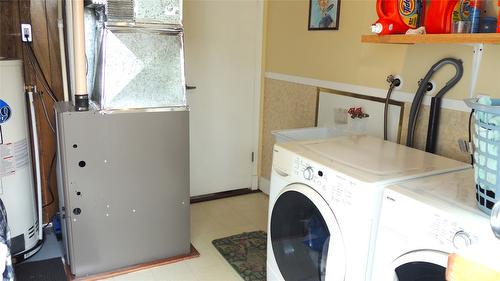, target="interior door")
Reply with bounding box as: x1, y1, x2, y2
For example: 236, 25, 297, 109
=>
183, 0, 262, 196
